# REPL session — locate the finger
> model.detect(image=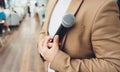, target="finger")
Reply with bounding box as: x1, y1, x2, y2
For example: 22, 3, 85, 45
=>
41, 46, 49, 58
40, 36, 52, 53
53, 35, 59, 46
43, 36, 53, 47
48, 43, 53, 48
59, 43, 62, 46
38, 37, 46, 53
38, 36, 47, 48
40, 38, 45, 47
